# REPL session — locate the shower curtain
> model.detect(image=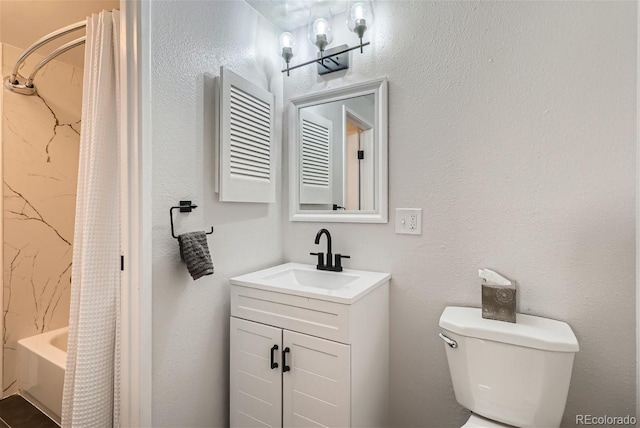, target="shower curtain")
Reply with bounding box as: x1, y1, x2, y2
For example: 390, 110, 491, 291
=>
62, 10, 121, 428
